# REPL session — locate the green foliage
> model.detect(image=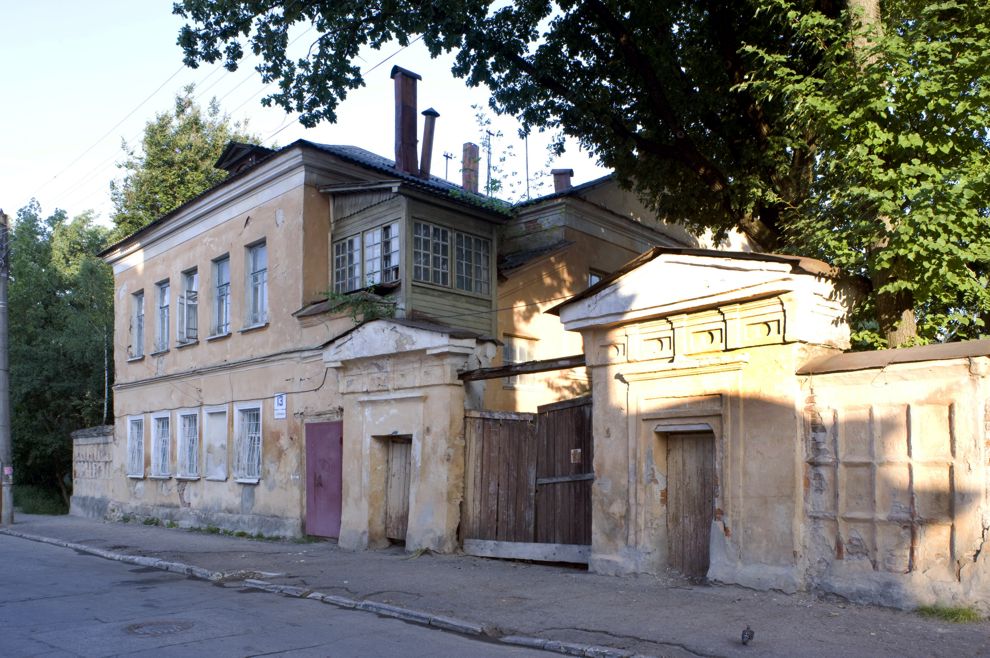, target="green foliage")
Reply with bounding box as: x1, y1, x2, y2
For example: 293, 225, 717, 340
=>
173, 1, 990, 345
917, 604, 984, 623
110, 86, 258, 241
12, 485, 68, 515
9, 202, 113, 500
744, 0, 990, 346
325, 290, 397, 322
